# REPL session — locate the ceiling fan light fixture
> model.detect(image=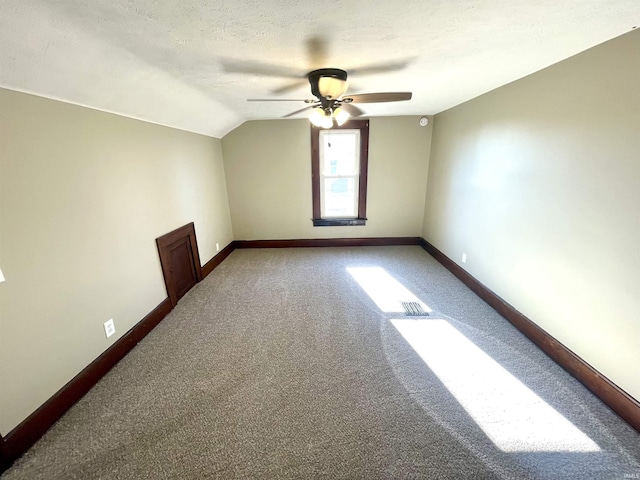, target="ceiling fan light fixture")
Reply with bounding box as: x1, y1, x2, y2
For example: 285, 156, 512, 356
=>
320, 115, 333, 129
309, 107, 333, 128
318, 77, 348, 100
333, 106, 350, 126
253, 67, 411, 124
